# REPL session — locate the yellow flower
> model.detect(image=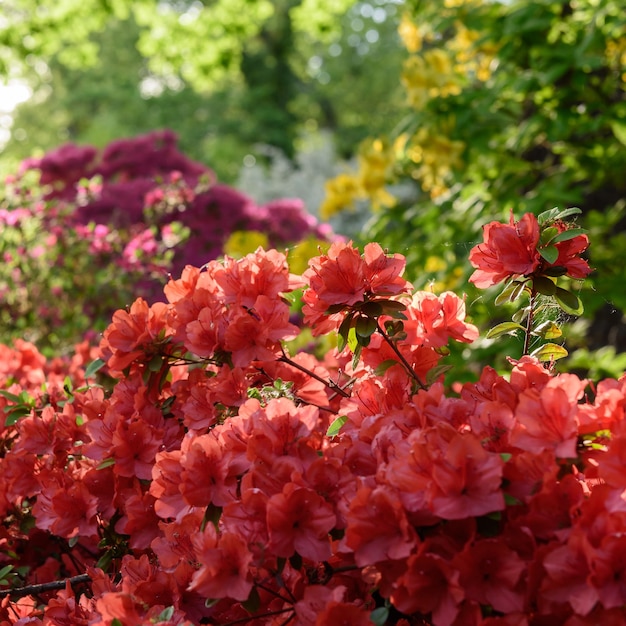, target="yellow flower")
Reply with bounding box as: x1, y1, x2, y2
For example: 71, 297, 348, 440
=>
406, 129, 465, 198
402, 49, 461, 109
398, 13, 423, 53
287, 238, 330, 275
357, 139, 397, 211
606, 37, 626, 83
320, 173, 361, 219
223, 230, 269, 258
